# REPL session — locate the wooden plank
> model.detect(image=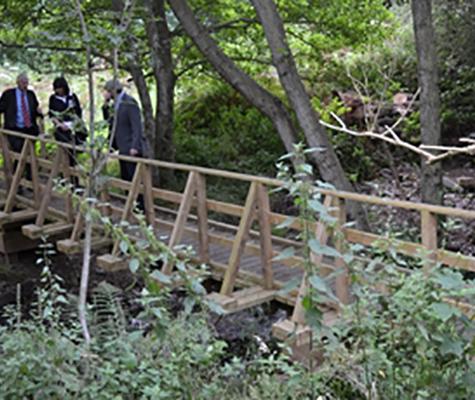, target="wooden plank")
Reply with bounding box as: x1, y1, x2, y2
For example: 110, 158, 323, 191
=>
195, 172, 209, 263
162, 171, 197, 274
220, 182, 257, 295
97, 254, 126, 272
111, 164, 143, 256
27, 140, 41, 208
0, 209, 37, 225
57, 237, 112, 255
141, 164, 156, 229
60, 149, 74, 223
4, 140, 30, 213
35, 151, 62, 226
0, 134, 13, 188
421, 210, 438, 271
333, 197, 349, 305
319, 188, 475, 221
256, 183, 273, 290
22, 222, 73, 240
